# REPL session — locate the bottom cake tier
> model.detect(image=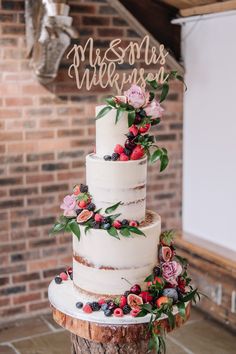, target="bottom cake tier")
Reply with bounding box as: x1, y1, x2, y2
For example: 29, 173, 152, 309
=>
72, 210, 161, 296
